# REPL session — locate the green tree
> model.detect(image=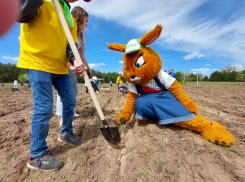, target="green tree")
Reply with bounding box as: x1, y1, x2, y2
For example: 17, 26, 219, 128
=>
175, 71, 184, 83
0, 63, 26, 83
202, 76, 209, 81
209, 71, 222, 81
220, 66, 237, 72
189, 73, 196, 81
228, 71, 239, 82
18, 73, 29, 83
220, 70, 228, 81
240, 69, 245, 81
